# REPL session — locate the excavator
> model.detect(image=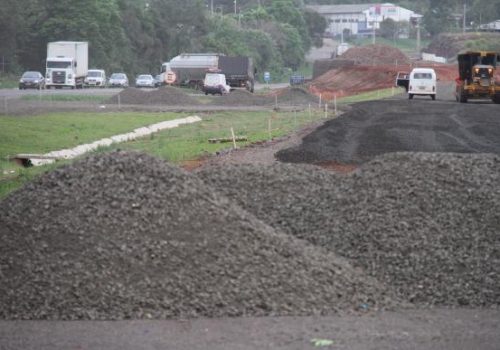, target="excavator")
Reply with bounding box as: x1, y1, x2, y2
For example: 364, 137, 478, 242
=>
455, 51, 500, 103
